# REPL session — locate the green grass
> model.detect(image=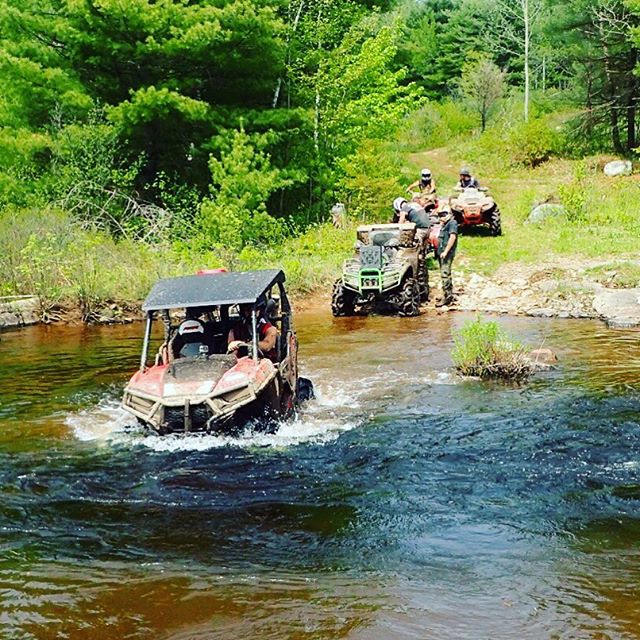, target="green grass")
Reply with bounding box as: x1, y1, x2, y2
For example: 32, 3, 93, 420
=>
0, 208, 353, 315
452, 315, 531, 380
585, 261, 640, 288
406, 151, 640, 277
